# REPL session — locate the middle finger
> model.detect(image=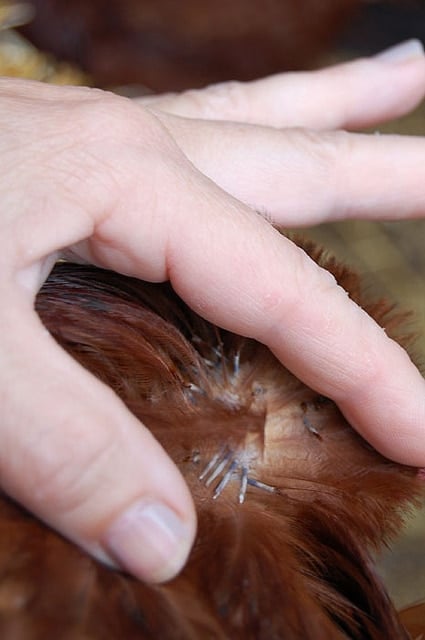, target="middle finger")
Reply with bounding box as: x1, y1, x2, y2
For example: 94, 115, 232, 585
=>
154, 113, 425, 226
